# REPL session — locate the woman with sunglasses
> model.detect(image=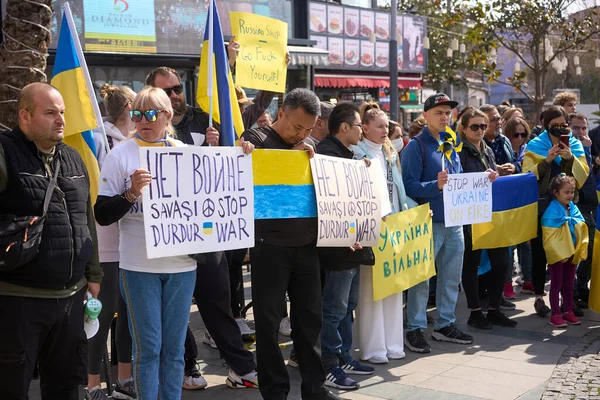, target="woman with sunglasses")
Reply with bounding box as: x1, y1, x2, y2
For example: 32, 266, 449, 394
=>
457, 109, 518, 330
94, 87, 254, 399
86, 84, 137, 400
523, 106, 590, 318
